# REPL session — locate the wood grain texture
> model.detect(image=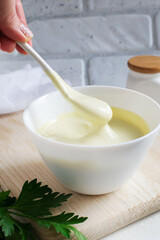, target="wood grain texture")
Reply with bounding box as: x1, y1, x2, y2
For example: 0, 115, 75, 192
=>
128, 55, 160, 73
0, 112, 160, 240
